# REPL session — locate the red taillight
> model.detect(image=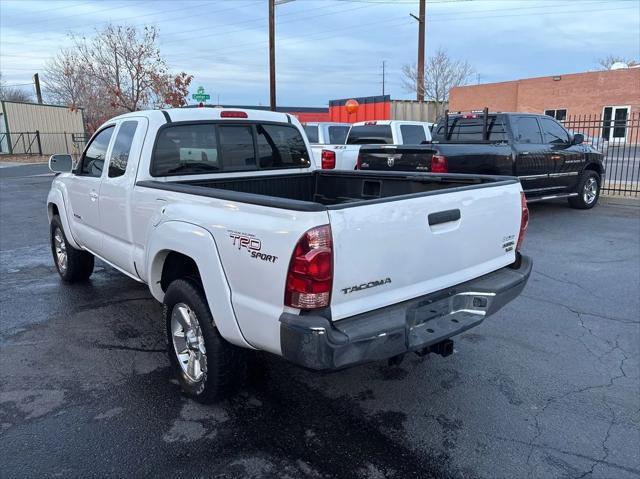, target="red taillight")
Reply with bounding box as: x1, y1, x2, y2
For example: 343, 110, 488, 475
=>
431, 154, 448, 173
356, 152, 362, 169
285, 225, 333, 310
516, 192, 529, 251
462, 114, 478, 119
321, 150, 336, 169
220, 110, 248, 118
